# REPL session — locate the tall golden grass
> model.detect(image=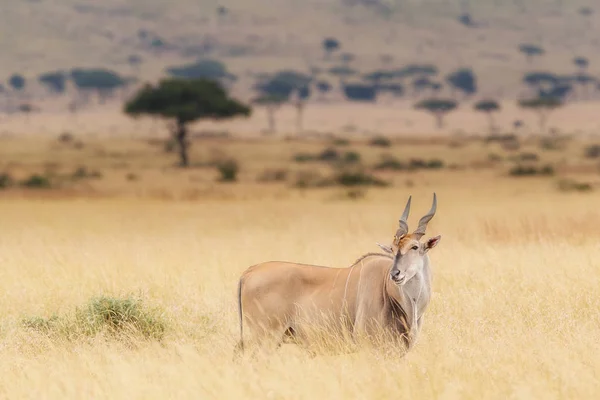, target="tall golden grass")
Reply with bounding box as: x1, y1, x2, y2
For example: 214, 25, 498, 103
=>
0, 177, 599, 398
